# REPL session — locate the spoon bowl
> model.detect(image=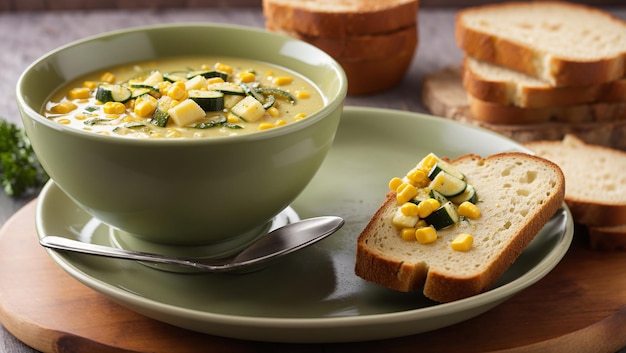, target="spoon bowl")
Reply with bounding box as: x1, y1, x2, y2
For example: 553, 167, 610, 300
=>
40, 216, 344, 273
